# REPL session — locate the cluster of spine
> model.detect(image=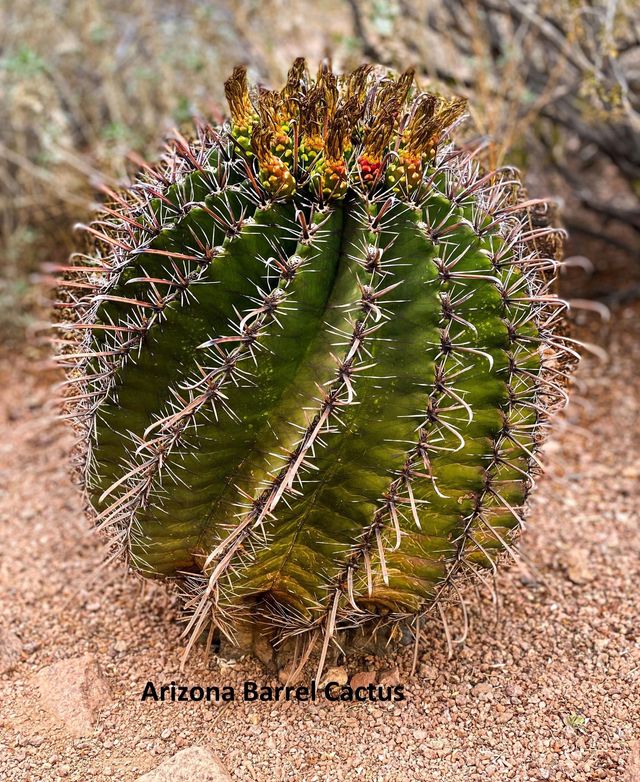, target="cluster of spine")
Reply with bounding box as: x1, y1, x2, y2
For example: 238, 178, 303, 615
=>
55, 60, 576, 674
